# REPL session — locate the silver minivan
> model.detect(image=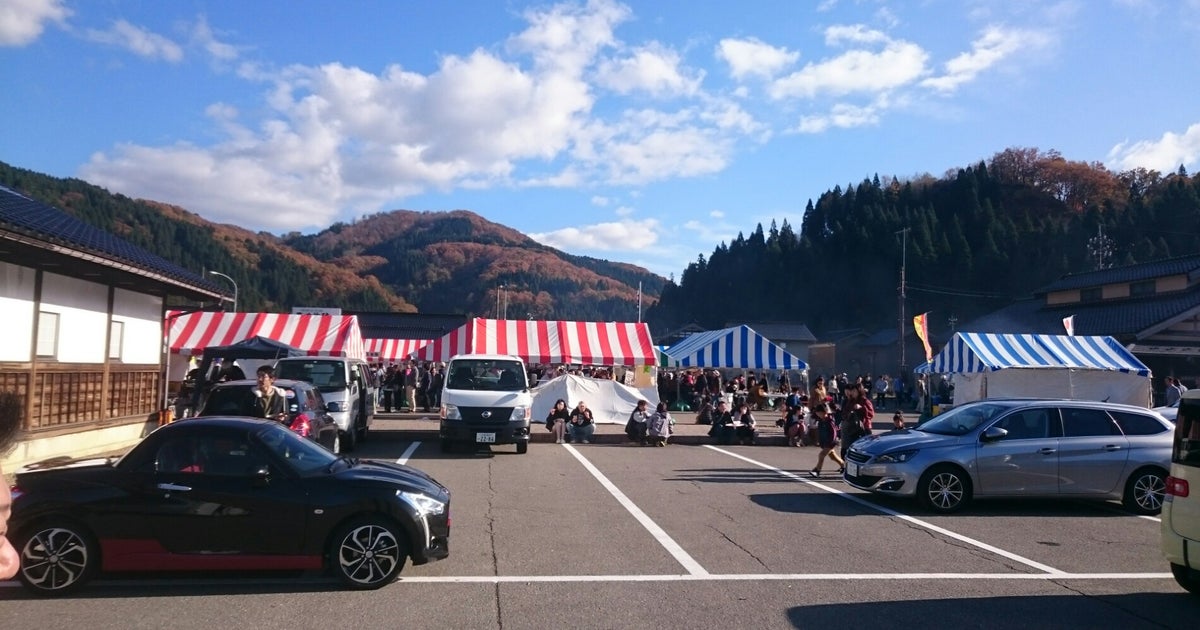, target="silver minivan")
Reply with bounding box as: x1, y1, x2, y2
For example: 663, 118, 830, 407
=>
845, 398, 1172, 514
1162, 389, 1200, 595
274, 356, 377, 452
